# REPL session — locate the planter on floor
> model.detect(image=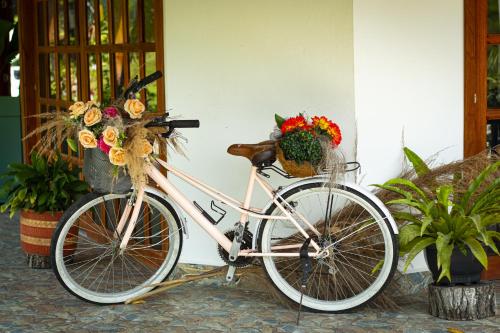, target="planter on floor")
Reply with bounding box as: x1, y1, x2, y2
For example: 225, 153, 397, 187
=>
20, 210, 76, 268
428, 282, 496, 320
